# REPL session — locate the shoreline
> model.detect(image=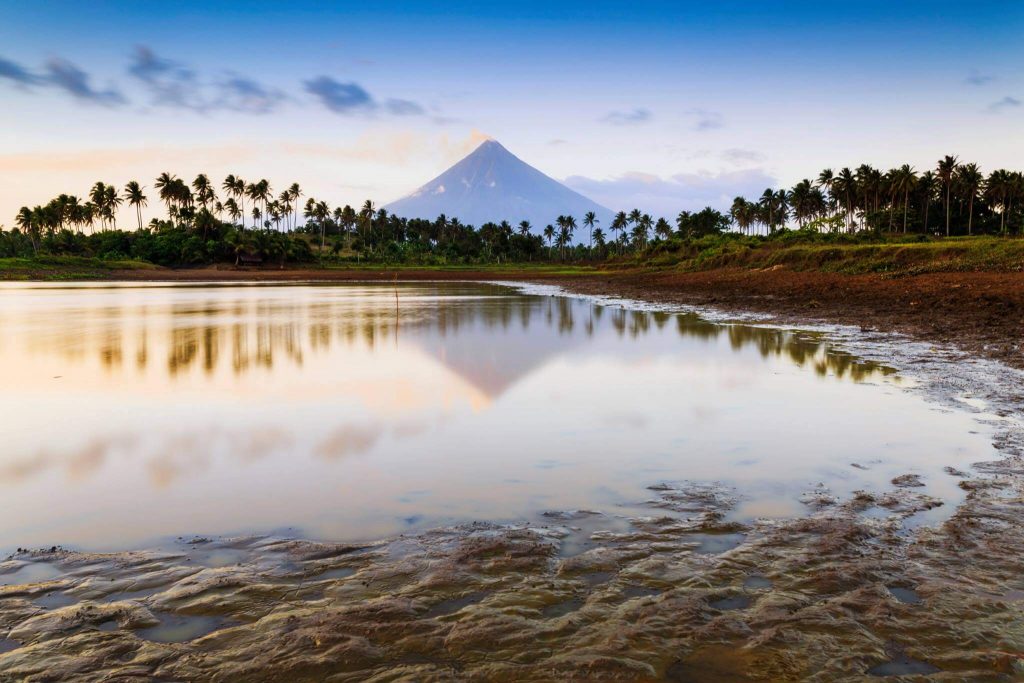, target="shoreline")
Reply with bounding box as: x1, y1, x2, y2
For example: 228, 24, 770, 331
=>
89, 264, 1024, 371
3, 272, 1024, 679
